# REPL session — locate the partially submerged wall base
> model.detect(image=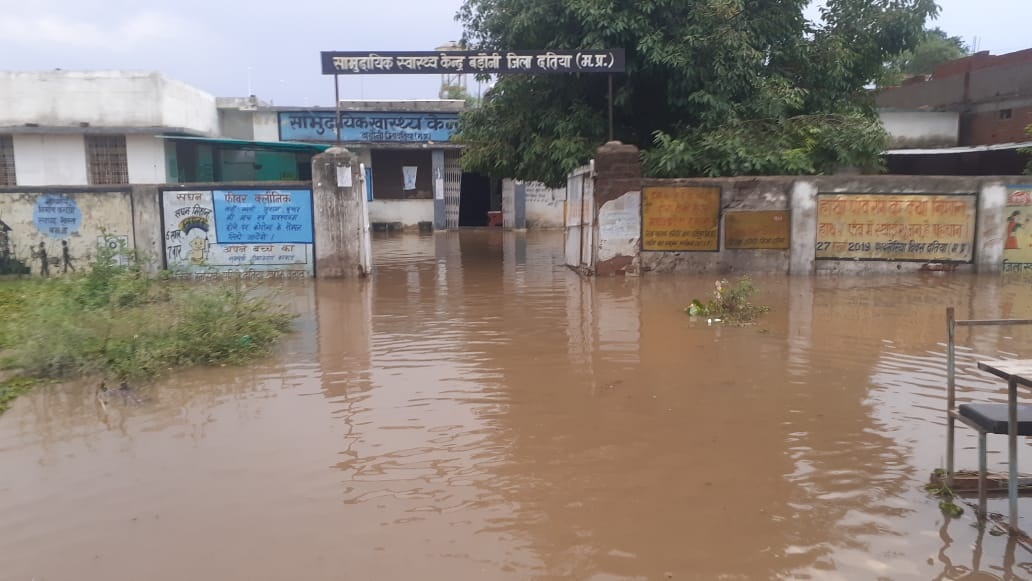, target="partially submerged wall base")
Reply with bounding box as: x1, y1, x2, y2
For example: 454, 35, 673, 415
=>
580, 141, 1031, 276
